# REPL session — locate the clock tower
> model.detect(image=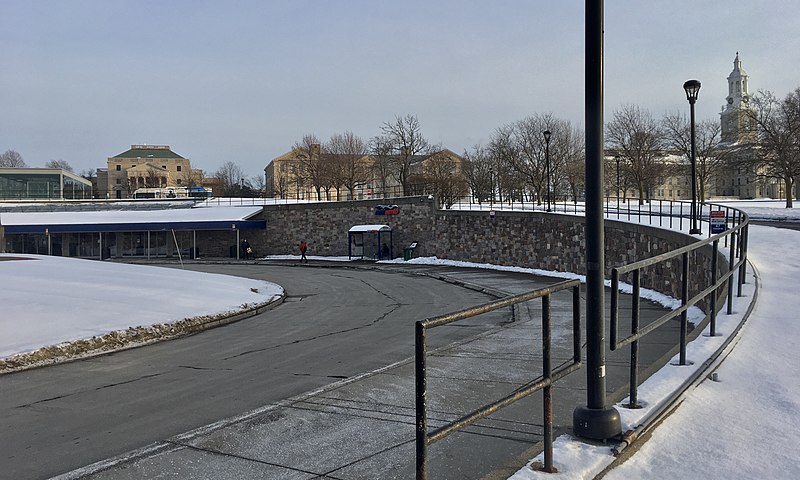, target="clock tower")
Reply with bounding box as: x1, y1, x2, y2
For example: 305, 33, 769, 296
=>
720, 53, 756, 144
